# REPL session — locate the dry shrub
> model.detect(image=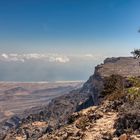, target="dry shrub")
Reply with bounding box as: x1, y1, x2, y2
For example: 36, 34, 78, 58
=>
101, 75, 125, 101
